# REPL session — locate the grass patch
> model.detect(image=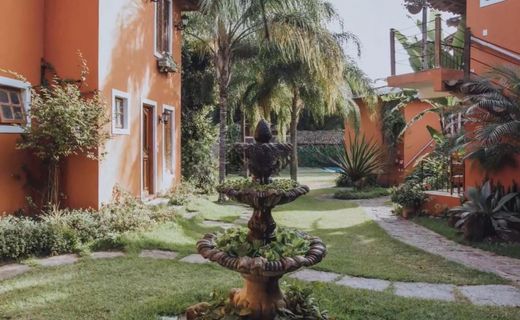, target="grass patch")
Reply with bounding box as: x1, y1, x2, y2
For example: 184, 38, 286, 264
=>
273, 189, 505, 285
334, 187, 390, 200
413, 216, 520, 259
183, 195, 246, 223
0, 258, 518, 320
